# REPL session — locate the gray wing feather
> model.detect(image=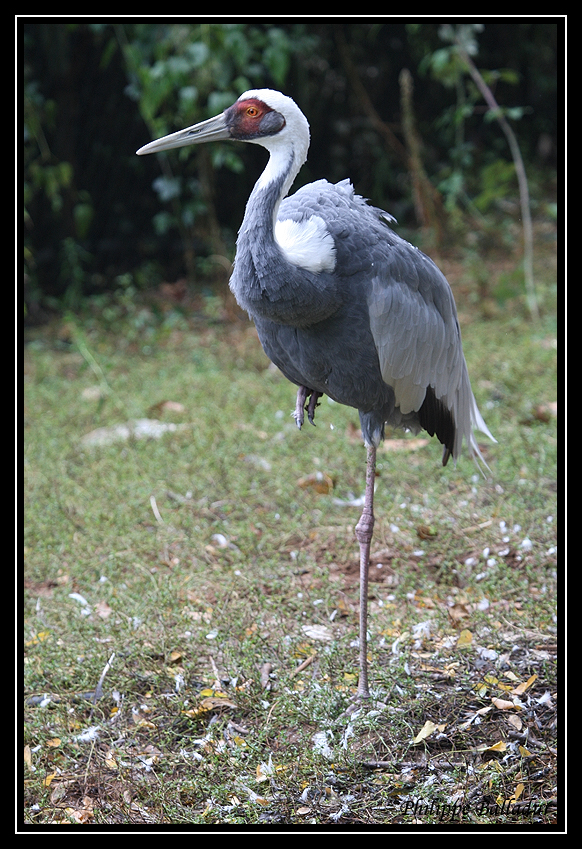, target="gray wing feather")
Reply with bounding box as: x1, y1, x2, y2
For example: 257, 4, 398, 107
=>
367, 246, 495, 467
280, 179, 495, 467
